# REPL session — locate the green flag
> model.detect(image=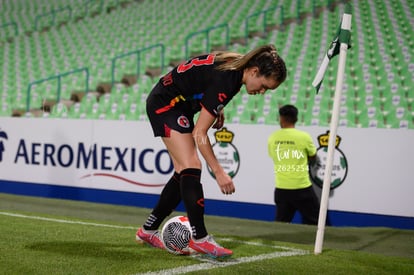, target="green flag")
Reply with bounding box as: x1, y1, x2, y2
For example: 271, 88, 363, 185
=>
312, 5, 352, 93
